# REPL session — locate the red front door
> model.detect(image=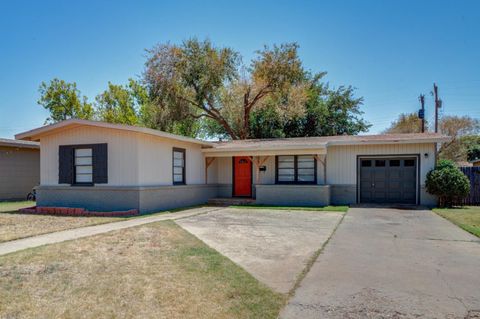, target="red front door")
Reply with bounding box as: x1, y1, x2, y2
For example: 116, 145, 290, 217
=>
233, 156, 252, 197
